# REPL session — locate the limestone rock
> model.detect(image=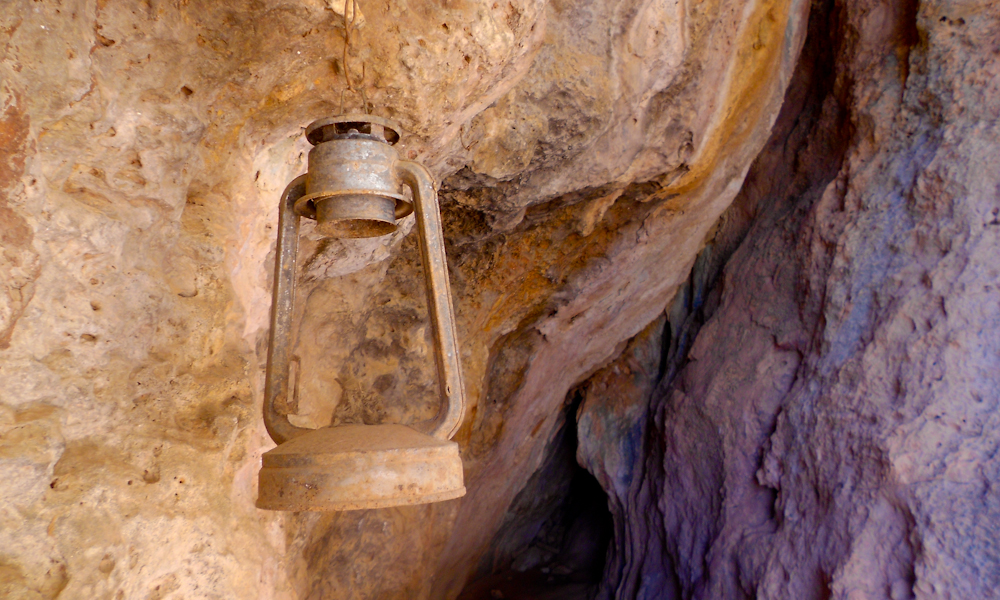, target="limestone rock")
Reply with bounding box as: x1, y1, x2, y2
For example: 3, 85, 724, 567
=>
586, 0, 1000, 598
1, 0, 807, 598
